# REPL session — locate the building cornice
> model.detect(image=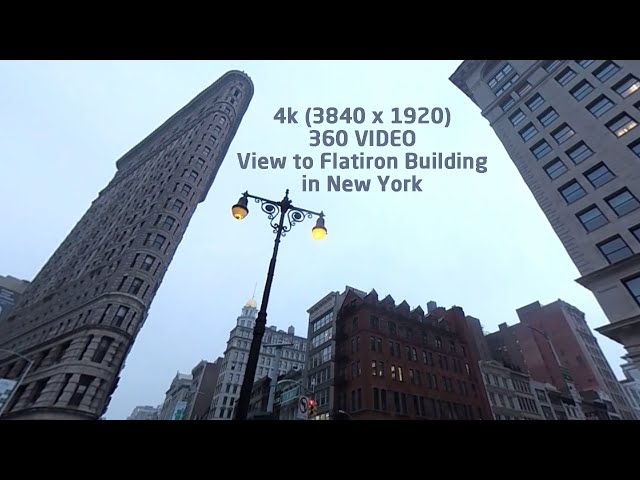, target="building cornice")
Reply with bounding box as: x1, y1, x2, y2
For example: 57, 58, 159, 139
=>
449, 60, 485, 104
576, 253, 640, 288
